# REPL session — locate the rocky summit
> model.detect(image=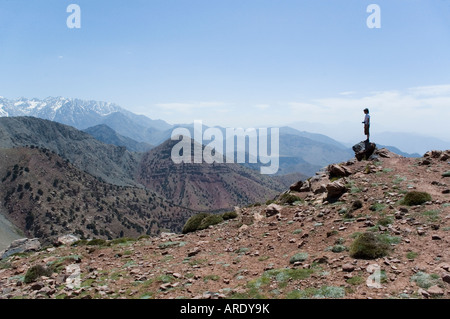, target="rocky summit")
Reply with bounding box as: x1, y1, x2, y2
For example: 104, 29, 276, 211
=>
0, 148, 449, 299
